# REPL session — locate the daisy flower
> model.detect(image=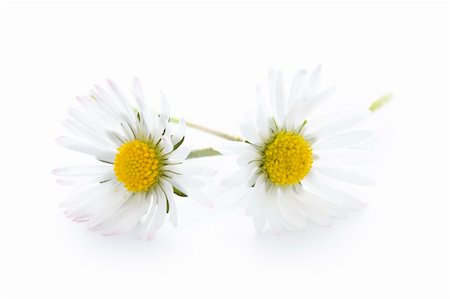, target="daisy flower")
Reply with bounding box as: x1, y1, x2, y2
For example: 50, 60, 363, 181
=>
54, 78, 210, 239
222, 67, 388, 233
